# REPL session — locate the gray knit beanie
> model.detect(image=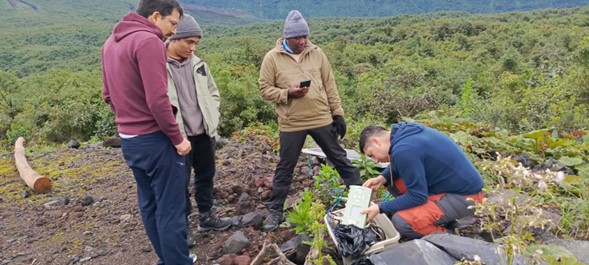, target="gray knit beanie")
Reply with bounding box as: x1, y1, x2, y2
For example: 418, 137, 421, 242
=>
168, 14, 203, 40
283, 10, 309, 39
